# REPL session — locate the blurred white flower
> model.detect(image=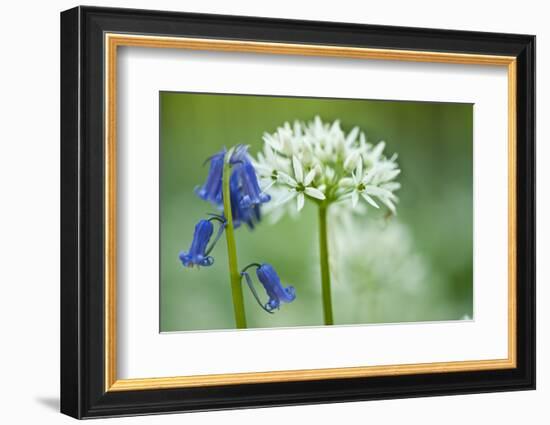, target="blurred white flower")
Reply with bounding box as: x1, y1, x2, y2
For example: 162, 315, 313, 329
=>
327, 216, 438, 323
255, 116, 401, 217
